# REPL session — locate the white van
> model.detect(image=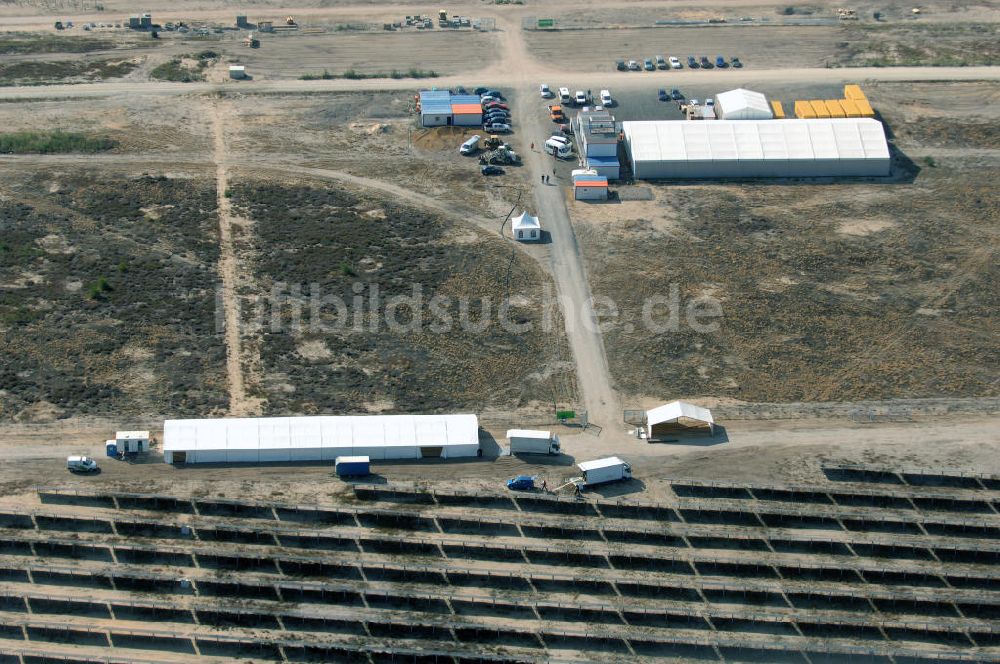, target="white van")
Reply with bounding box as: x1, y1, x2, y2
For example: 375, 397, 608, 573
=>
459, 135, 481, 155
600, 89, 613, 106
544, 137, 572, 158
67, 456, 98, 472
558, 87, 570, 103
